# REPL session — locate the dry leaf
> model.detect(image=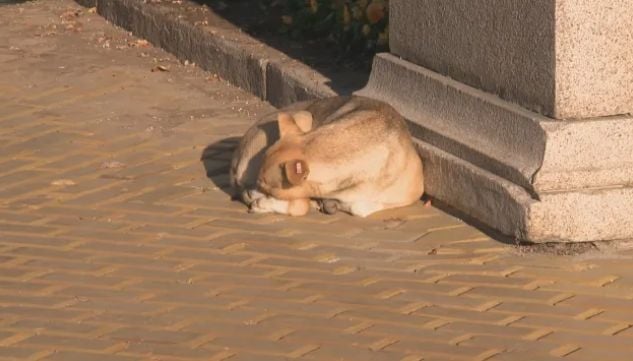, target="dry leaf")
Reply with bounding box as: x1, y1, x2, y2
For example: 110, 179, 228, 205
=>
133, 39, 150, 48
60, 9, 81, 20
151, 65, 169, 72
